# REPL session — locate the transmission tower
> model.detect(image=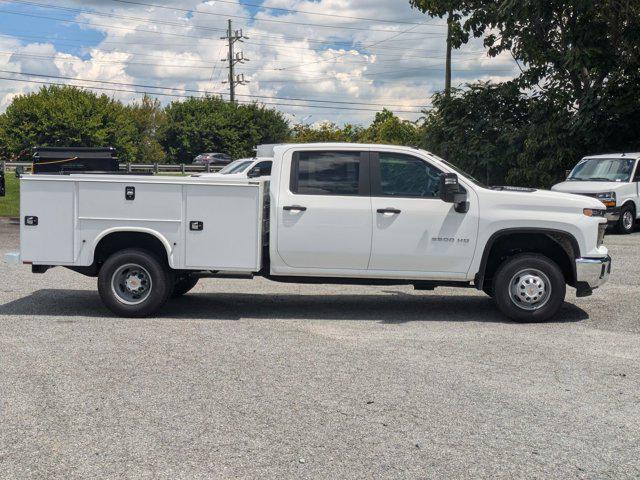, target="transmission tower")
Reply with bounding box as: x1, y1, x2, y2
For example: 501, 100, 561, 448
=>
221, 19, 249, 103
